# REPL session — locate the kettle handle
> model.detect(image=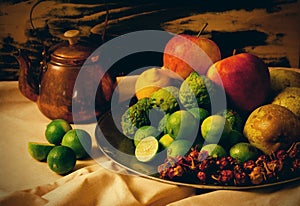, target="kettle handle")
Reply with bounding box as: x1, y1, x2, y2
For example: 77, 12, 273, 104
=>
29, 0, 43, 34
16, 49, 40, 101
